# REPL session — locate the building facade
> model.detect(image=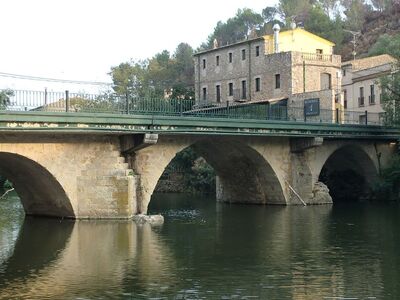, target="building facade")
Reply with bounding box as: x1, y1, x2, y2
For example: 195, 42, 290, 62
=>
194, 27, 342, 113
342, 54, 397, 114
